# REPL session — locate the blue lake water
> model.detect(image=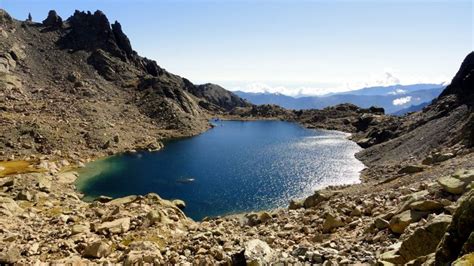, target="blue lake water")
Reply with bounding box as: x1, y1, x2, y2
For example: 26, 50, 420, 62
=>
76, 120, 364, 220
